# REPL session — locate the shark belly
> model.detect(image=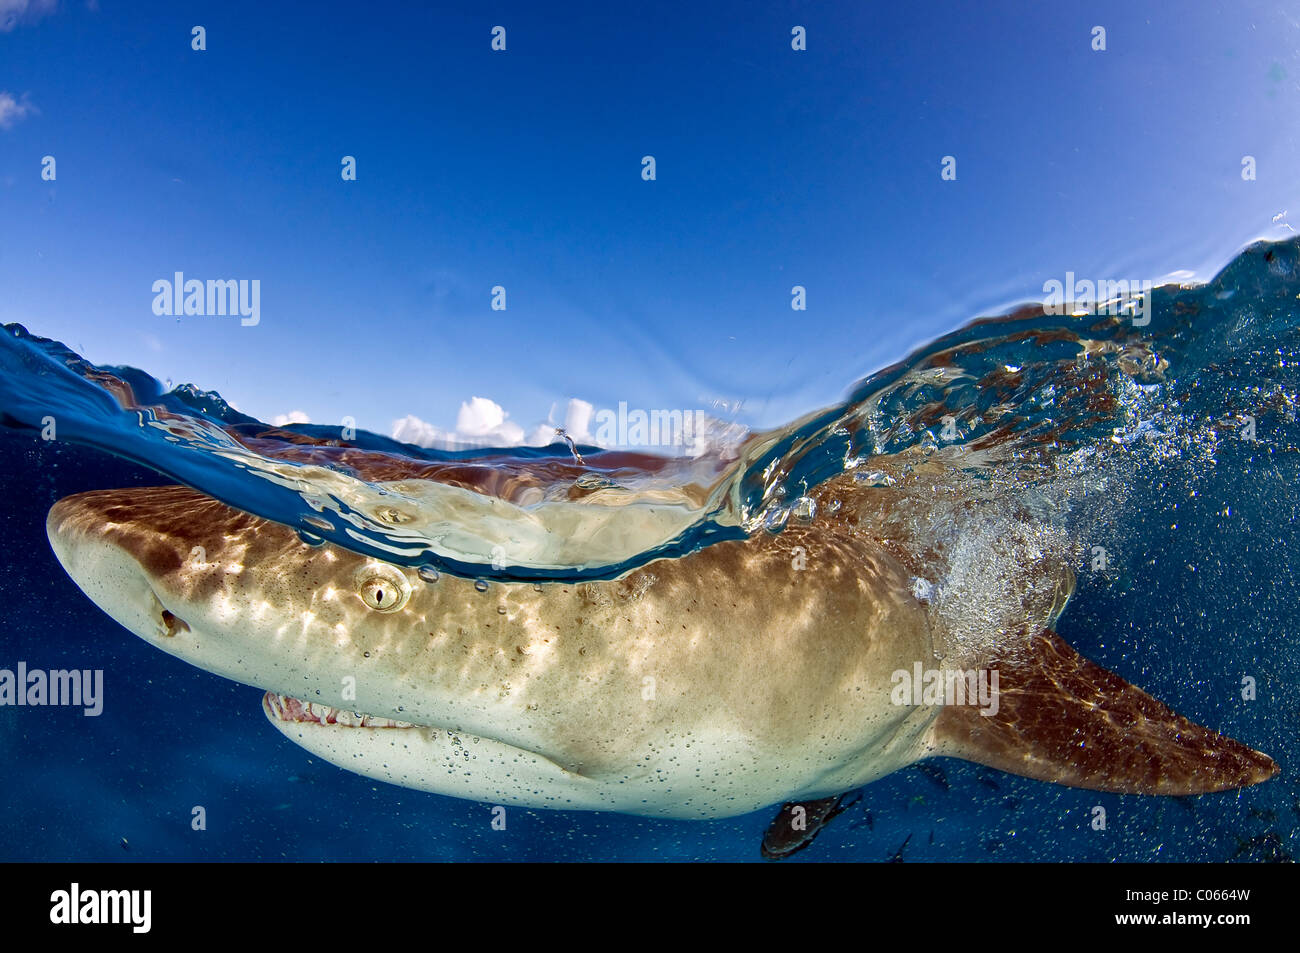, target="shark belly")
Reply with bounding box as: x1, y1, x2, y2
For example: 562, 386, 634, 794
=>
261, 690, 939, 820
